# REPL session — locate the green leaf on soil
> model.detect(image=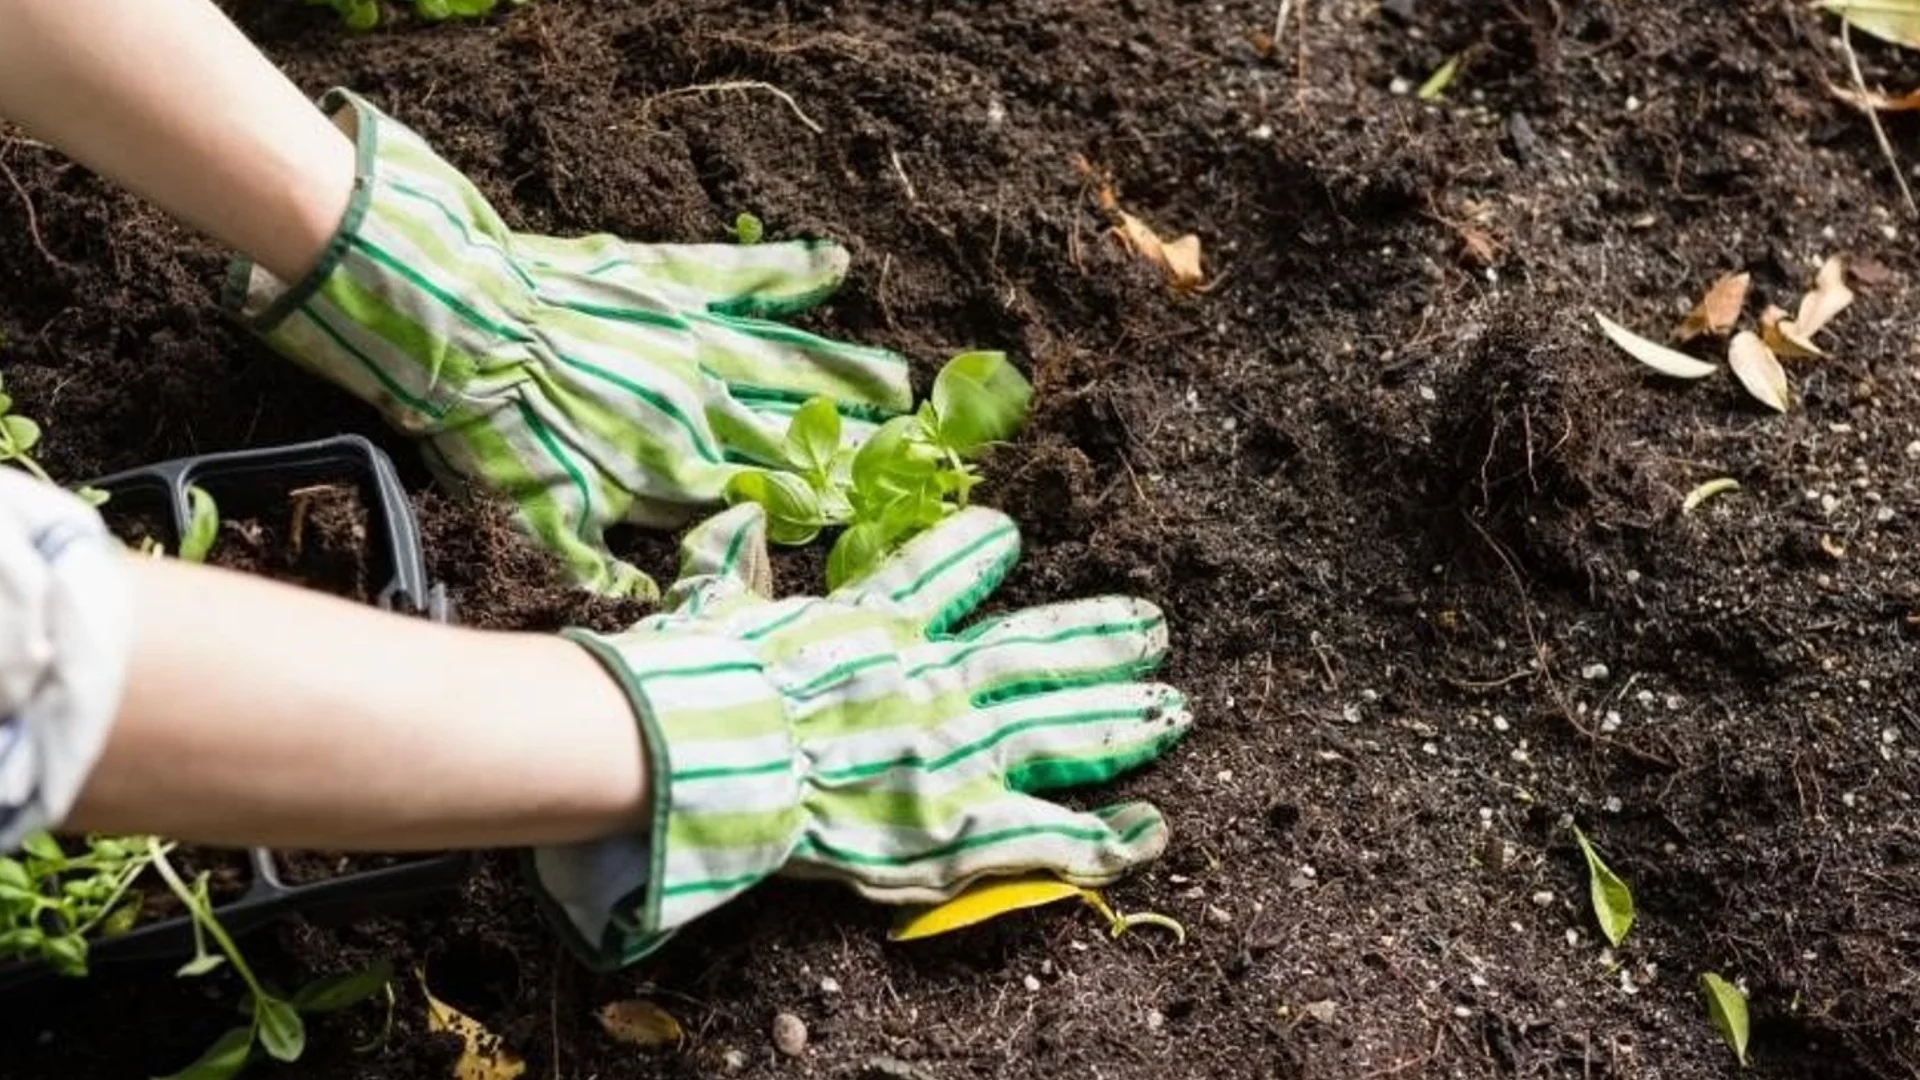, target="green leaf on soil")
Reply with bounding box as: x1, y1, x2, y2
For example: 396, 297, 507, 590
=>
826, 520, 889, 590
1594, 312, 1718, 379
292, 959, 394, 1013
255, 997, 307, 1062
930, 351, 1033, 456
1572, 827, 1634, 947
1682, 478, 1741, 515
1417, 53, 1464, 101
1701, 973, 1751, 1066
1819, 0, 1920, 50
155, 1025, 254, 1080
731, 212, 765, 244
